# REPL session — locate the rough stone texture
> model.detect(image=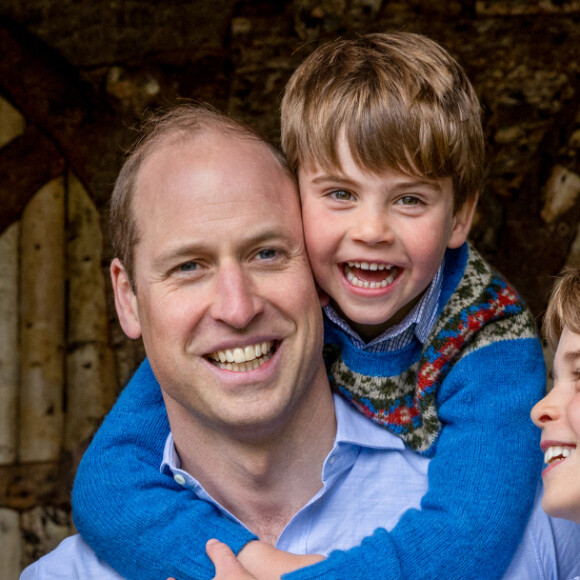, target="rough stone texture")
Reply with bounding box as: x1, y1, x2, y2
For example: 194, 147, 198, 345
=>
20, 506, 74, 569
19, 178, 65, 463
0, 0, 580, 574
65, 173, 117, 453
0, 508, 22, 580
